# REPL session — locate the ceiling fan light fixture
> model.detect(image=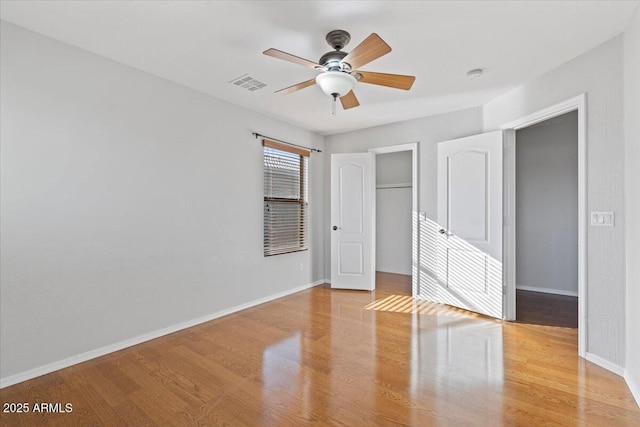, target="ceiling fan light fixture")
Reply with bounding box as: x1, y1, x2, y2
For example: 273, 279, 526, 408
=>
316, 71, 356, 97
